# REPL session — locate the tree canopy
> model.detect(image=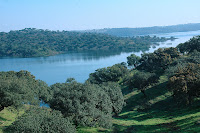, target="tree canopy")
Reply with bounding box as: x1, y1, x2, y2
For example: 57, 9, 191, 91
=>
5, 107, 76, 133
177, 36, 200, 54
49, 81, 113, 128
0, 28, 172, 57
168, 63, 200, 105
0, 71, 49, 111
127, 54, 140, 67
87, 63, 128, 84
127, 71, 159, 97
135, 47, 180, 72
99, 82, 125, 116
